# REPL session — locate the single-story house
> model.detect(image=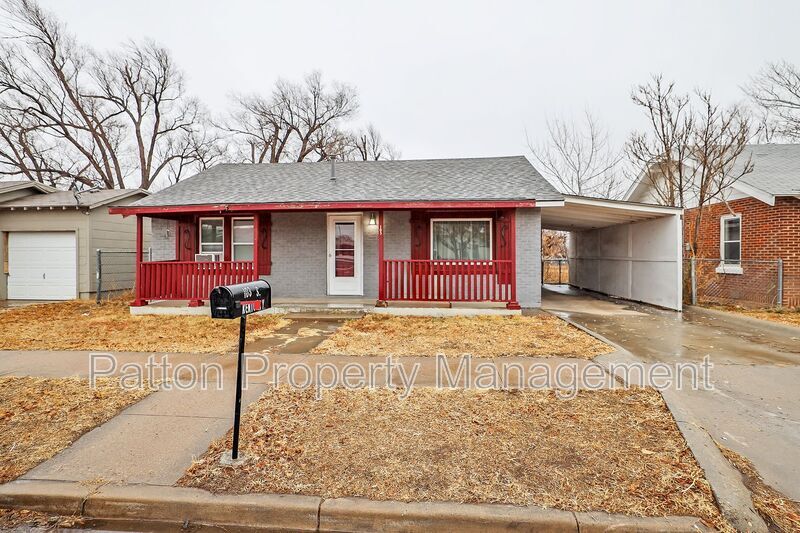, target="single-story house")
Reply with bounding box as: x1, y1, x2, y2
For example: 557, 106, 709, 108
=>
0, 181, 148, 300
110, 156, 684, 312
626, 144, 800, 307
